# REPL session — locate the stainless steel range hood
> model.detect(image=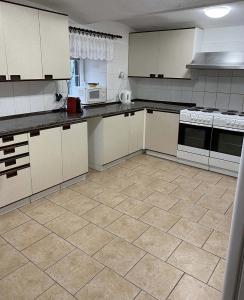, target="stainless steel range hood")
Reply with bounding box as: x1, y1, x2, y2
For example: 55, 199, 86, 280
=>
186, 51, 244, 70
